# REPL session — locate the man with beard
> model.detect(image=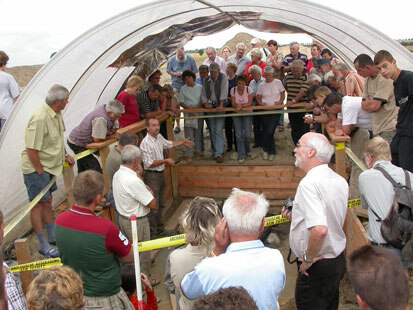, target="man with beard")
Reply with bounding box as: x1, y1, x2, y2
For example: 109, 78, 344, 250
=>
282, 132, 348, 310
